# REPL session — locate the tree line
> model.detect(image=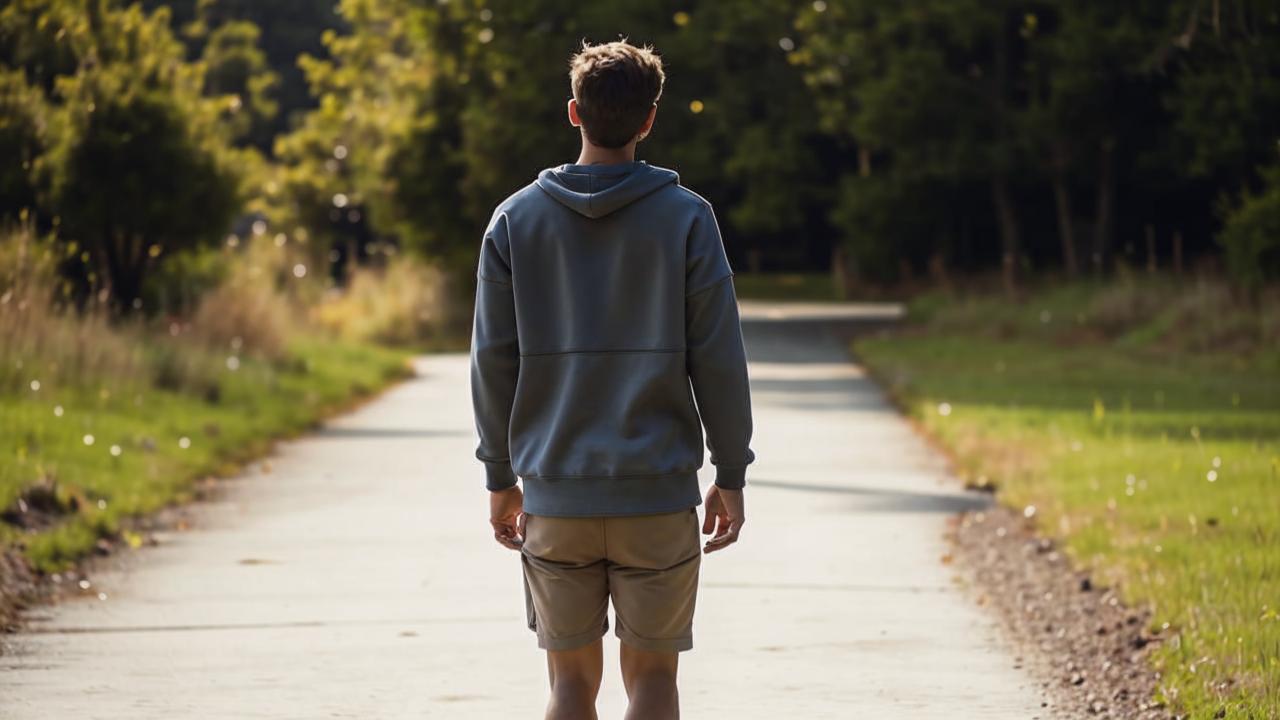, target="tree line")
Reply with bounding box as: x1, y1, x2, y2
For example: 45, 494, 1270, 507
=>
2, 0, 1277, 309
